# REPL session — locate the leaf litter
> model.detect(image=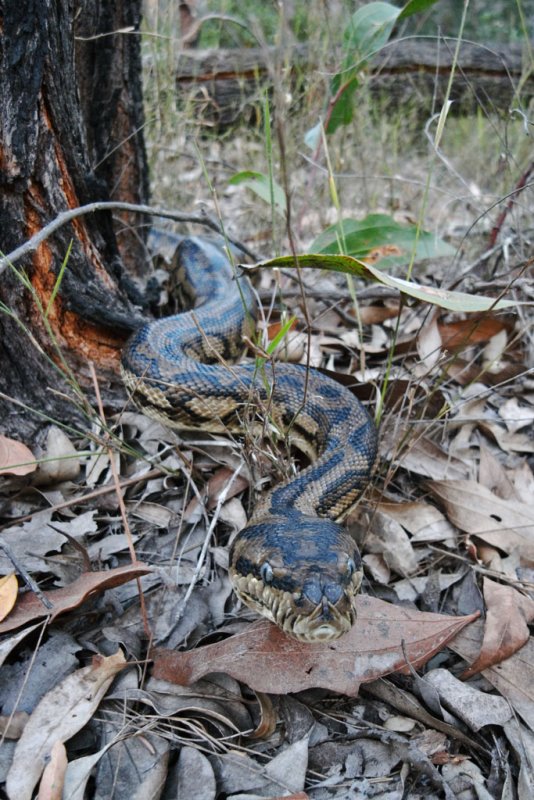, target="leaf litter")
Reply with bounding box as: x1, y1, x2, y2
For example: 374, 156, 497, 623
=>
1, 278, 533, 798
1, 110, 534, 800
